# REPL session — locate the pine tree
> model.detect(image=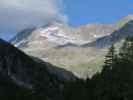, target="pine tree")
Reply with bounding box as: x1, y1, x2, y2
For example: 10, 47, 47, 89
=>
104, 44, 116, 70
